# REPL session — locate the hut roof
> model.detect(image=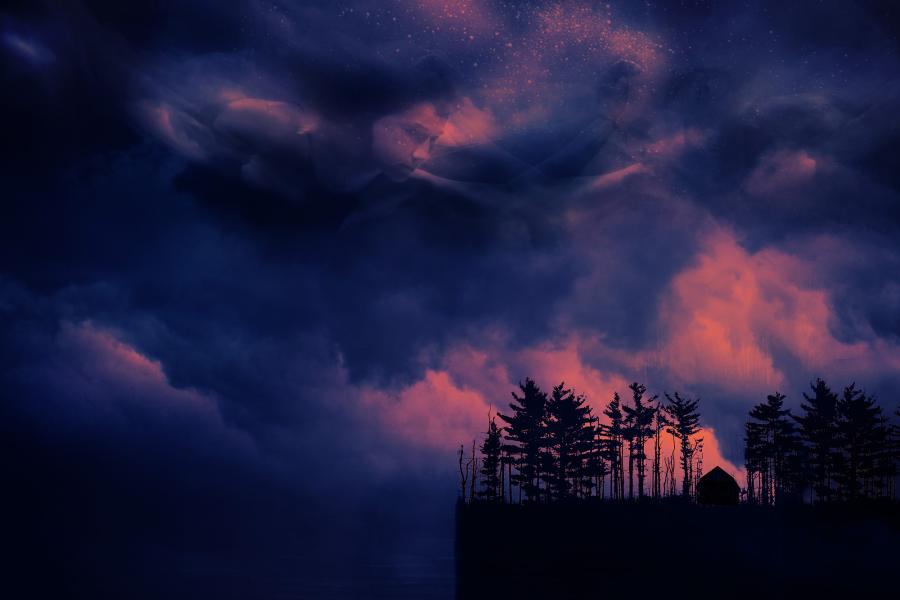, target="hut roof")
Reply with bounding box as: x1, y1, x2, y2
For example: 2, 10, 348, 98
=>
699, 466, 739, 488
